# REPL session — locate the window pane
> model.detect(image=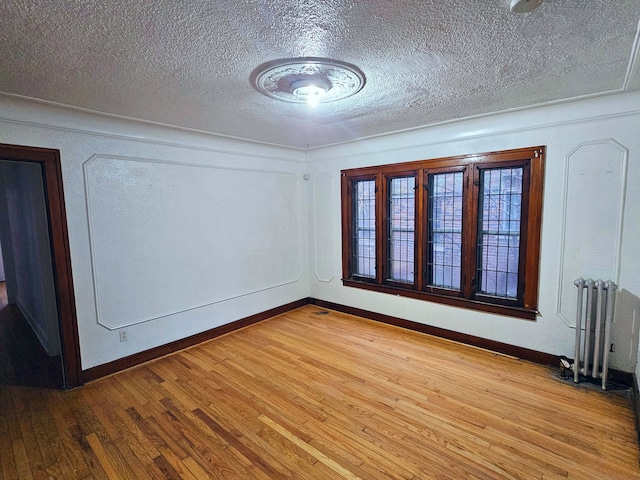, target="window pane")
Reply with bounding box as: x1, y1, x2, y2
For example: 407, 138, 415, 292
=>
388, 176, 415, 284
352, 180, 376, 278
477, 167, 523, 298
428, 172, 463, 290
